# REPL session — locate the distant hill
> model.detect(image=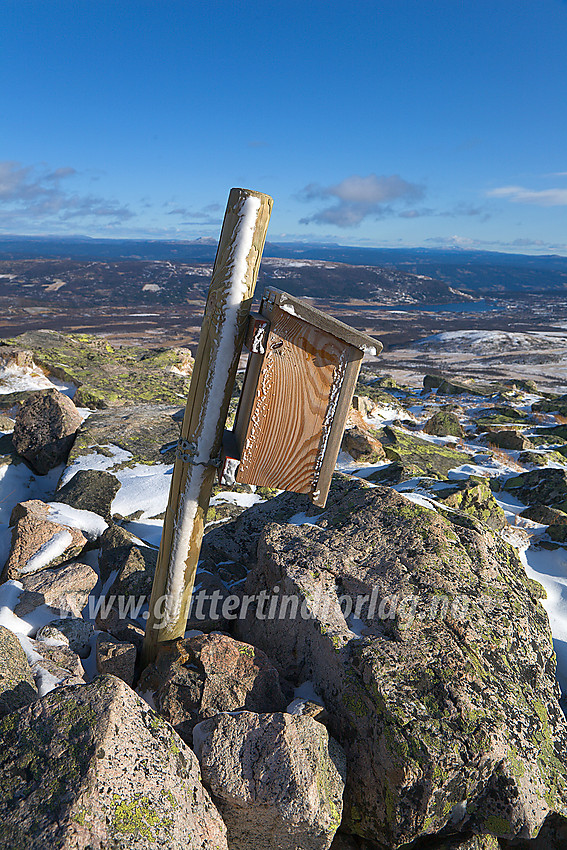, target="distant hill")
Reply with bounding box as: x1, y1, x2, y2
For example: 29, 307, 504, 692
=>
0, 236, 566, 295
0, 256, 461, 305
